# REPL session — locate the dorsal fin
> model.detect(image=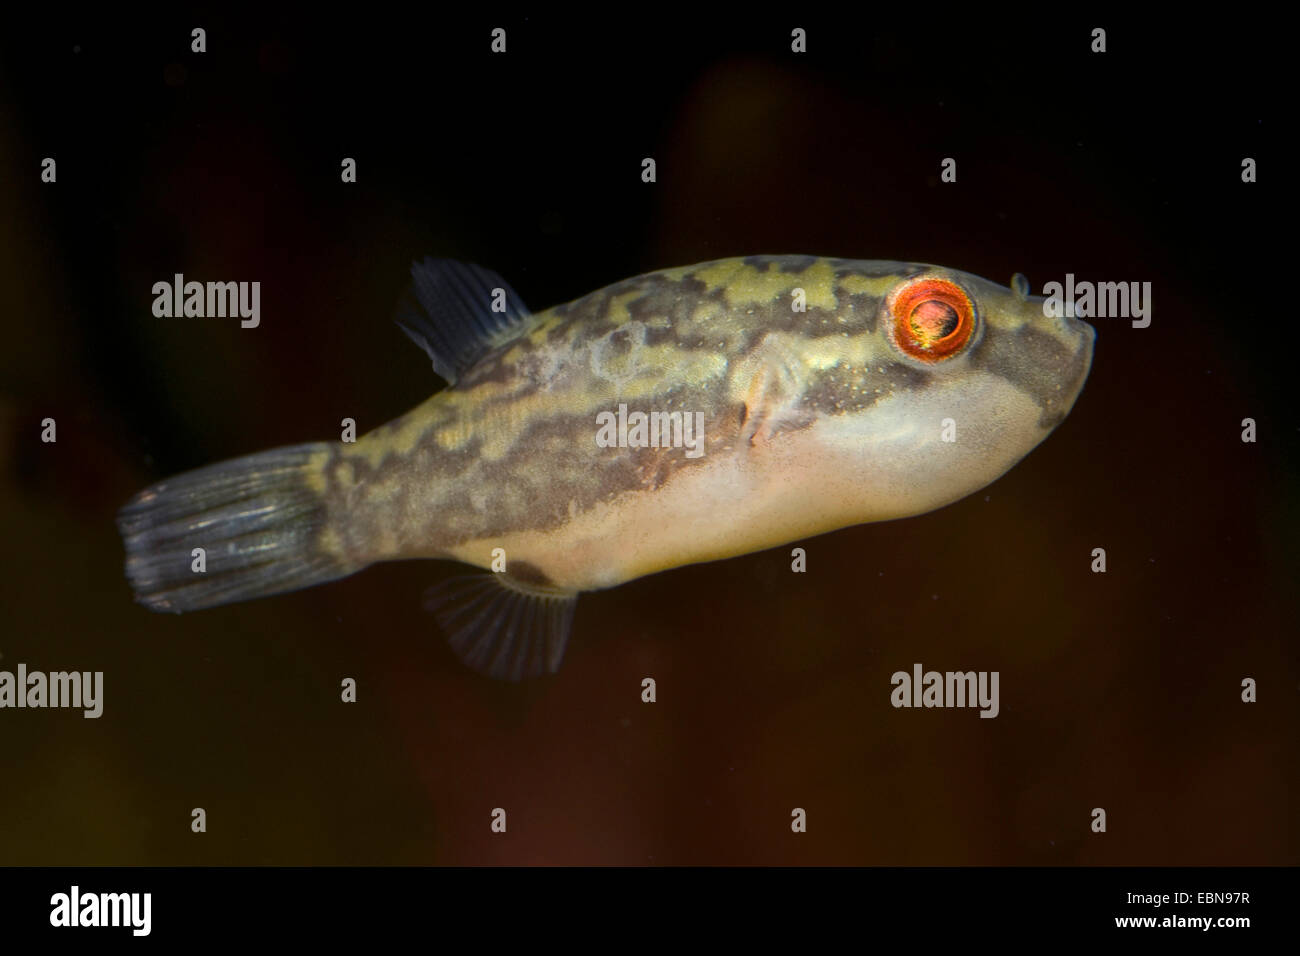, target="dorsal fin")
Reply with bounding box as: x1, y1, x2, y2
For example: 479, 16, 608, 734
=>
396, 258, 532, 384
